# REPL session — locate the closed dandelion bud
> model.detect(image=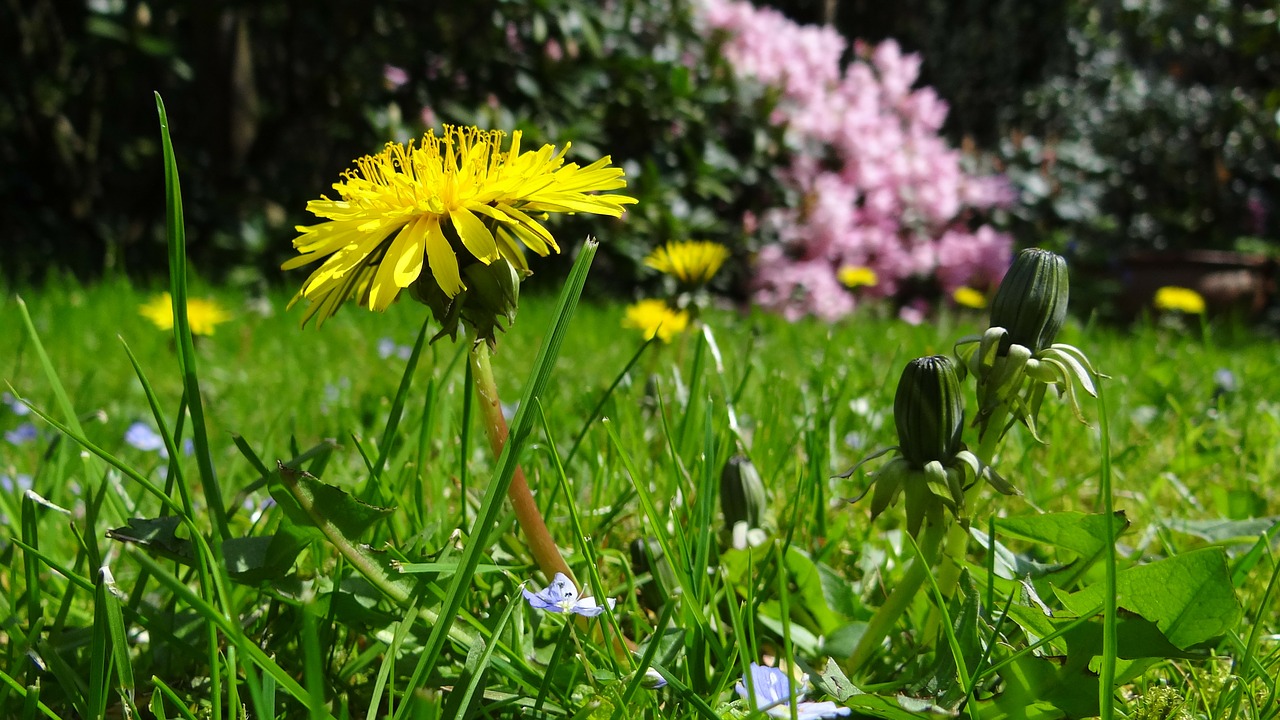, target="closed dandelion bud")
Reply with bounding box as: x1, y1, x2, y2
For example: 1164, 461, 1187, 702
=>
990, 248, 1069, 354
720, 455, 766, 532
894, 356, 964, 468
630, 538, 671, 611
460, 257, 522, 341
